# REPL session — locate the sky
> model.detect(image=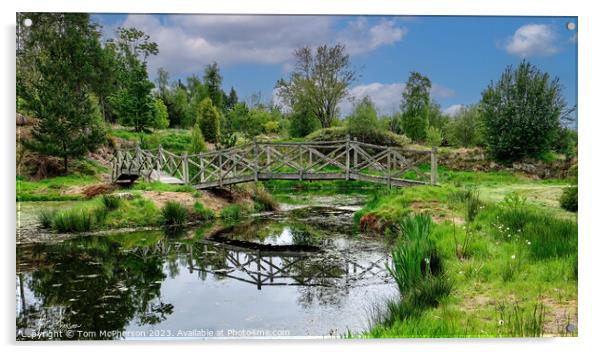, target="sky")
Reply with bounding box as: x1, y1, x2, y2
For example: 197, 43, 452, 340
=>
92, 14, 578, 118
